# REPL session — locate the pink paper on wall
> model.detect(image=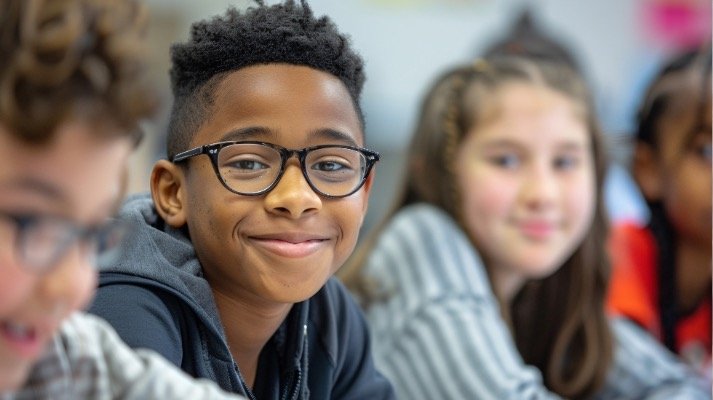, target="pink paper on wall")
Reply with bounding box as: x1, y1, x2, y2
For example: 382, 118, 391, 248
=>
640, 0, 711, 50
